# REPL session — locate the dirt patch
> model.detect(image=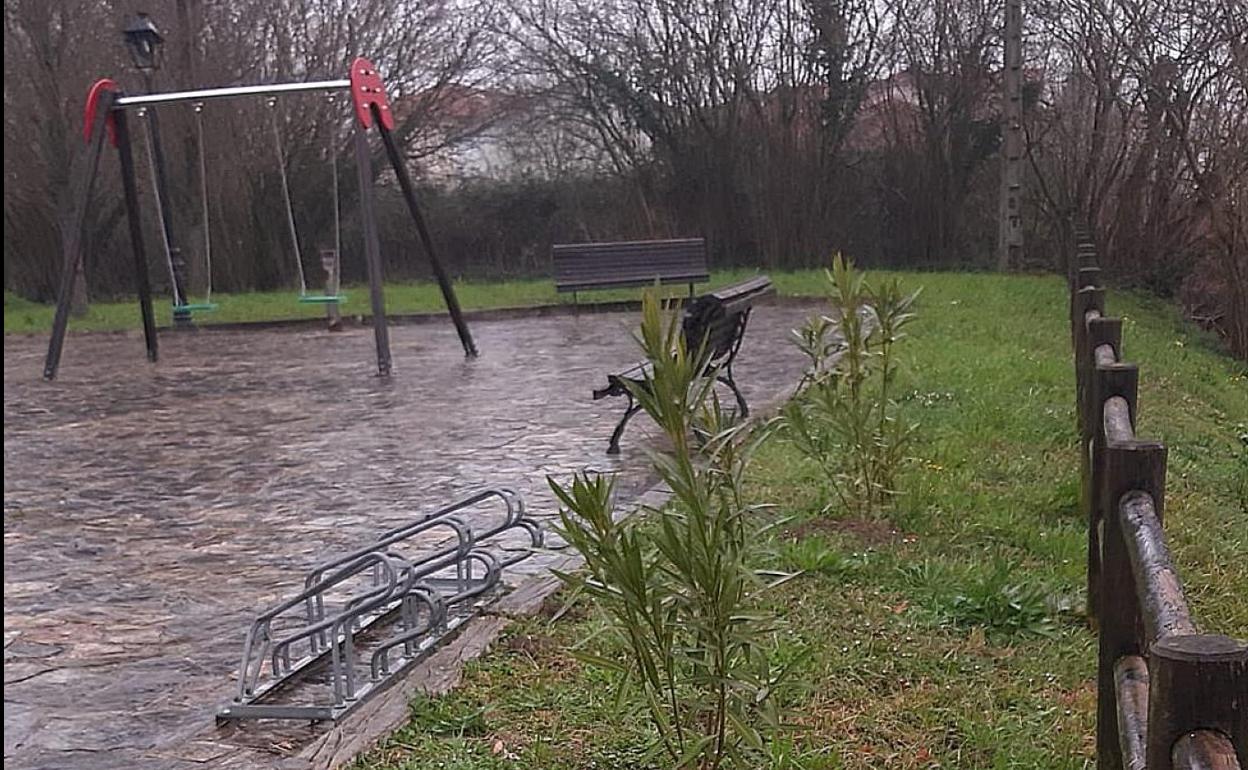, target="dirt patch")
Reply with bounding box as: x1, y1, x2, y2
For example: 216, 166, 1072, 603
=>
500, 630, 559, 659
785, 515, 907, 547
537, 591, 590, 623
